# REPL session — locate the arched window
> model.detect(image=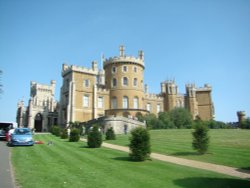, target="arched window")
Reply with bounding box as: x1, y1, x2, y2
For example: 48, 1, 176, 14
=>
123, 77, 128, 86
112, 78, 117, 87
123, 96, 129, 109
133, 97, 139, 109
111, 97, 117, 109
133, 78, 138, 86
